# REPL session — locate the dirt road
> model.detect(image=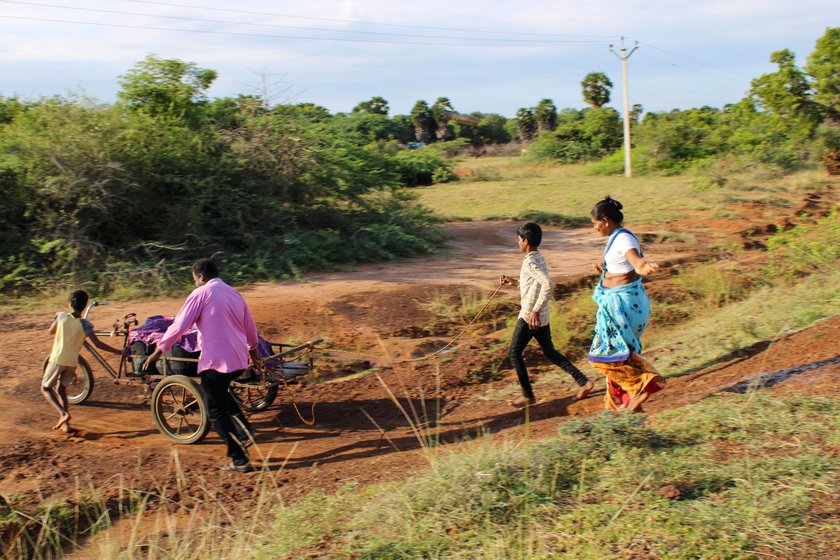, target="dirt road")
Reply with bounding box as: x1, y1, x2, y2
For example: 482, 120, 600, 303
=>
1, 215, 838, 554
